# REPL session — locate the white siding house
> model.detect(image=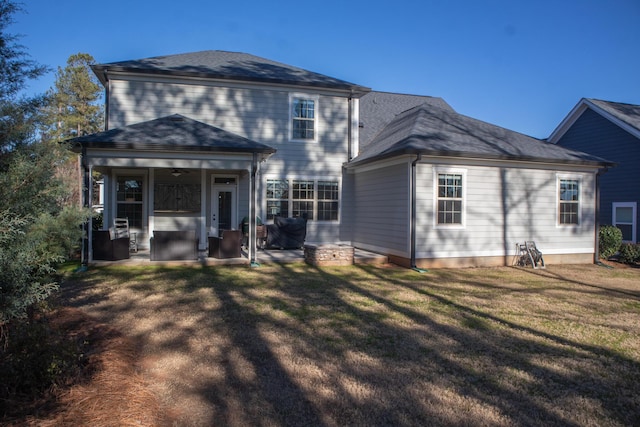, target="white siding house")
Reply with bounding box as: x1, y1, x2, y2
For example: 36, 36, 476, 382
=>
72, 51, 612, 267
